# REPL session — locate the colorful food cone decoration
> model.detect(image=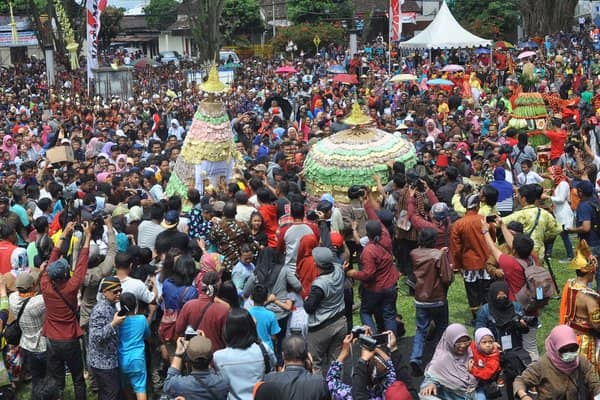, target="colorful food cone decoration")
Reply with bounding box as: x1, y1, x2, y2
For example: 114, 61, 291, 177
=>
304, 100, 417, 202
165, 64, 240, 207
